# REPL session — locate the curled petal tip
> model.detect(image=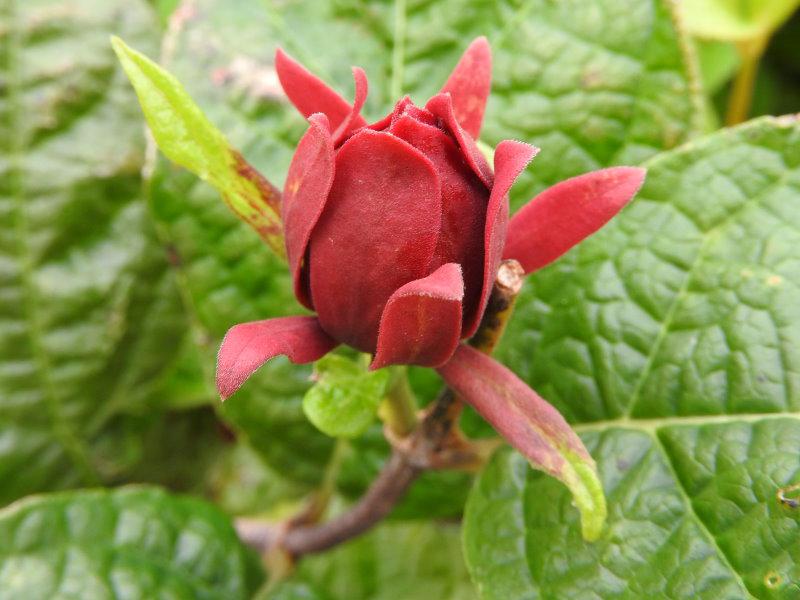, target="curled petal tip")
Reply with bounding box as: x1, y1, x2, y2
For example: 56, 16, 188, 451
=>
370, 263, 464, 370
275, 47, 367, 134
